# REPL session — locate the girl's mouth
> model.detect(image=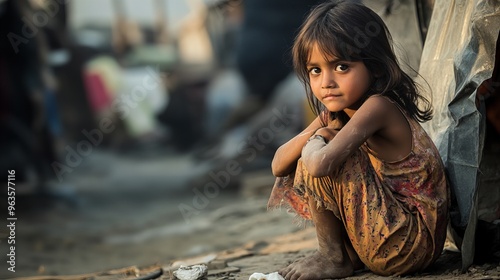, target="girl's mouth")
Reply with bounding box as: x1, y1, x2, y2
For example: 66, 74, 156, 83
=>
323, 94, 341, 100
